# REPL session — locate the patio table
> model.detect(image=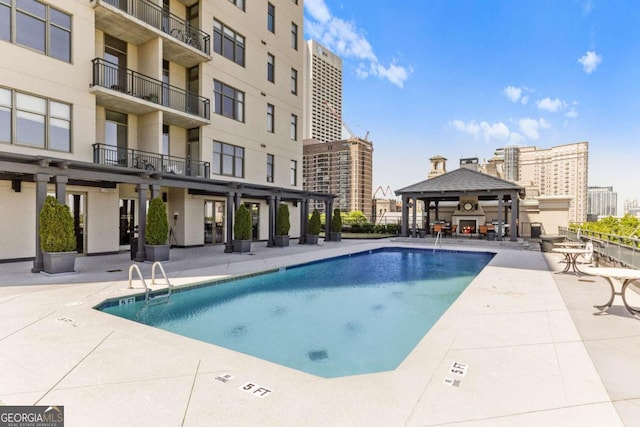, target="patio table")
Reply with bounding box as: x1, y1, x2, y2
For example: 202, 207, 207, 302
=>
552, 247, 589, 275
581, 266, 640, 316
